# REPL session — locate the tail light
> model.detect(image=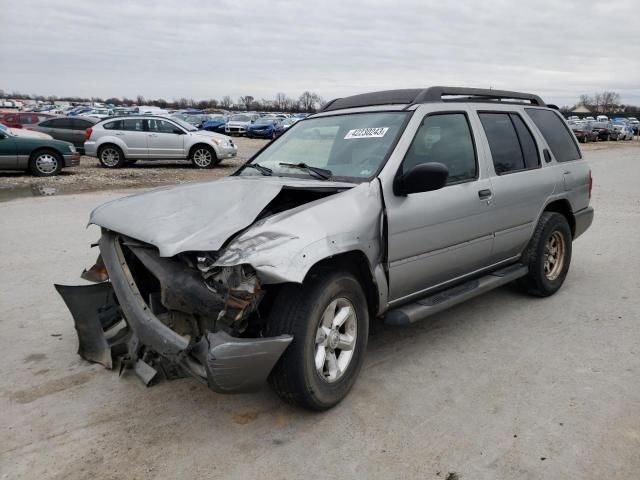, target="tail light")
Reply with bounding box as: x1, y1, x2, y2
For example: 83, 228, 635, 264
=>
588, 170, 593, 199
85, 127, 92, 140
